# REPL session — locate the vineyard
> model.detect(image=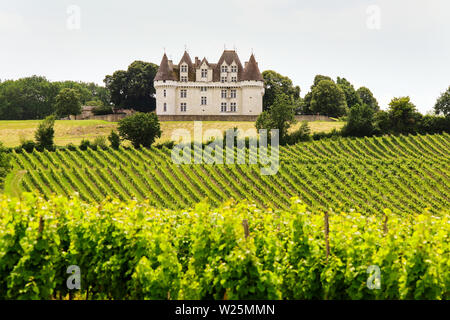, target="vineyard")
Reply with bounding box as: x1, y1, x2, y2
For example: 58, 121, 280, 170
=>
5, 133, 450, 215
0, 195, 448, 300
